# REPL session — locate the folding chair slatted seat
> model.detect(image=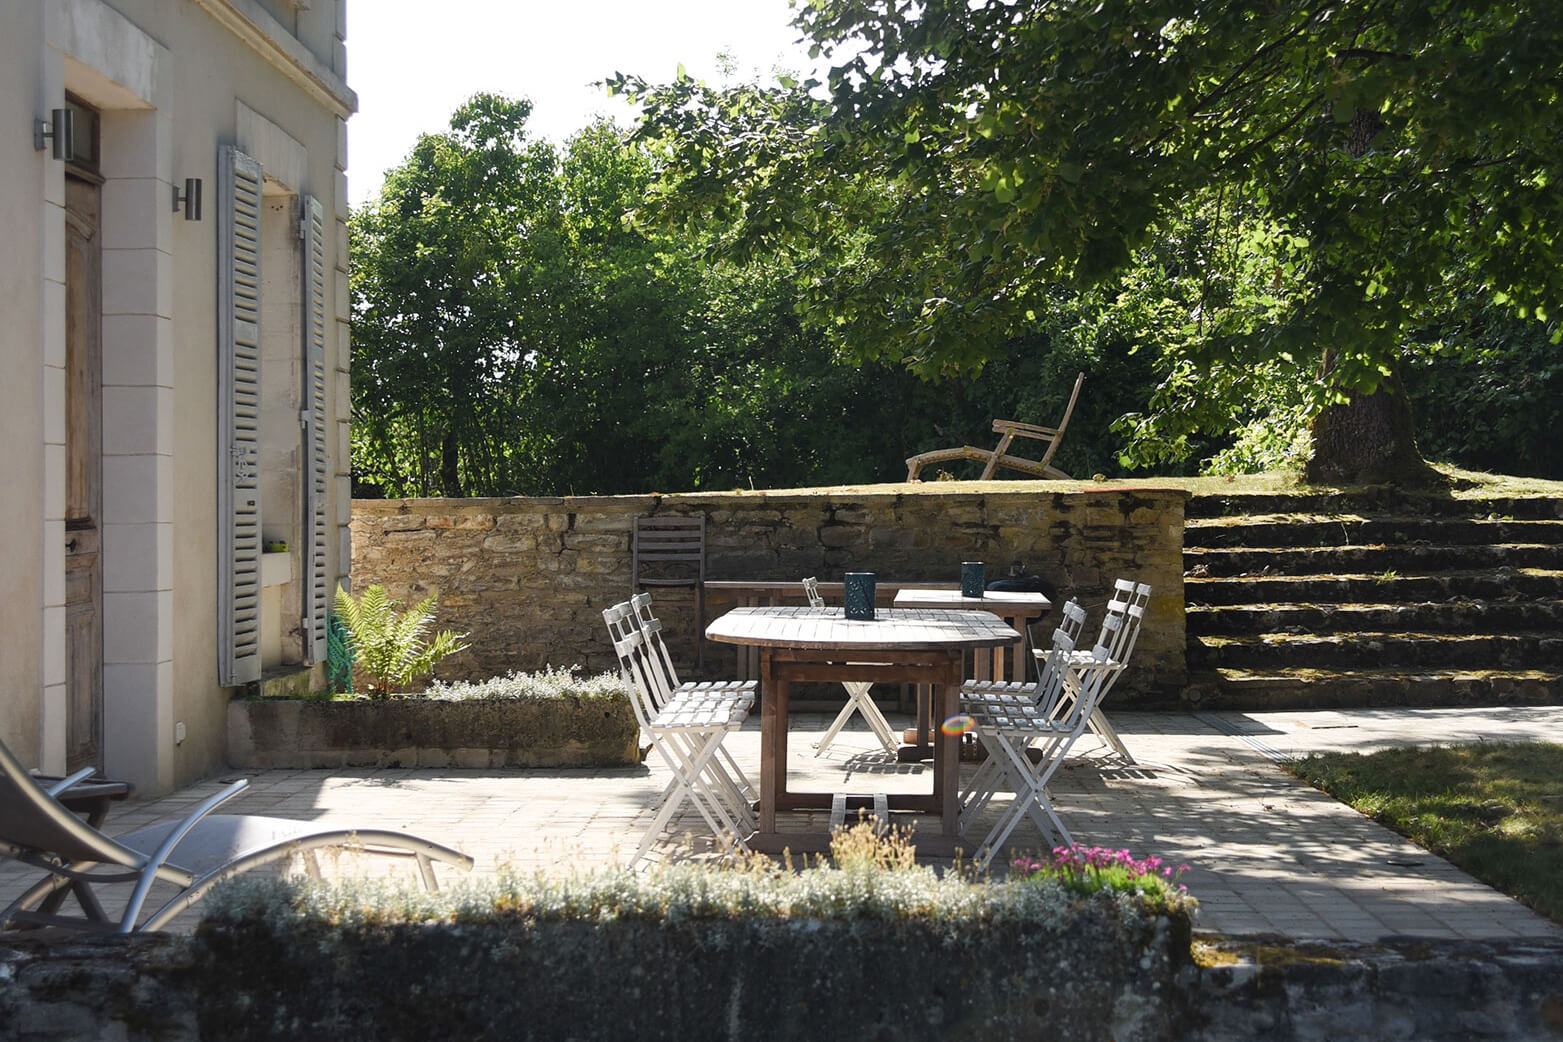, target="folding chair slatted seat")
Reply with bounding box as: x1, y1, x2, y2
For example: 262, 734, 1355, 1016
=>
604, 600, 755, 863
960, 600, 1087, 717
630, 593, 754, 709
0, 744, 472, 934
802, 578, 901, 757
